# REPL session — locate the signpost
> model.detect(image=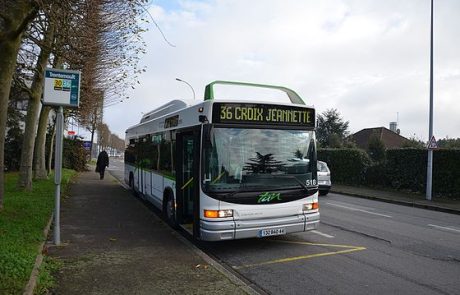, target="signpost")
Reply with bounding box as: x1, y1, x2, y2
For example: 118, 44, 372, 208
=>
43, 68, 81, 245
